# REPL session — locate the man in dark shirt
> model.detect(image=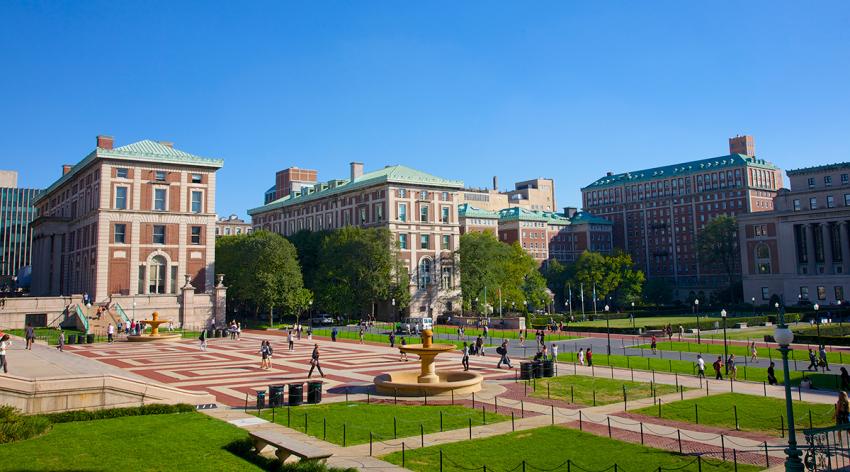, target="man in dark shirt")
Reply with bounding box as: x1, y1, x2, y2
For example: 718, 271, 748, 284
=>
25, 324, 35, 350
